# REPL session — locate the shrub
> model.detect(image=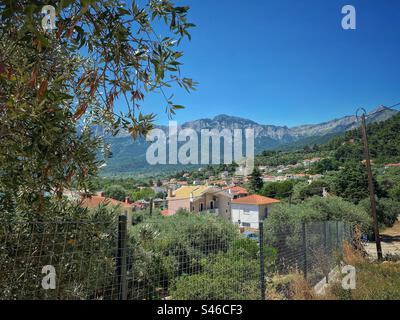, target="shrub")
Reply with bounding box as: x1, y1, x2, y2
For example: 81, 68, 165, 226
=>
358, 197, 400, 229
127, 212, 239, 299
0, 200, 119, 299
170, 251, 260, 300
327, 244, 400, 300
265, 196, 371, 233
104, 185, 127, 202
